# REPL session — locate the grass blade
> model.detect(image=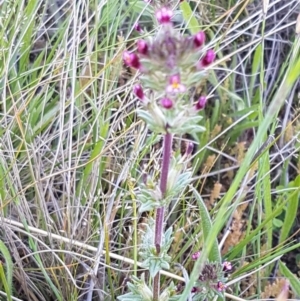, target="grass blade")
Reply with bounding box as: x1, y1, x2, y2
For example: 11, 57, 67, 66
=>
279, 260, 300, 296
0, 240, 13, 298
279, 175, 300, 244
